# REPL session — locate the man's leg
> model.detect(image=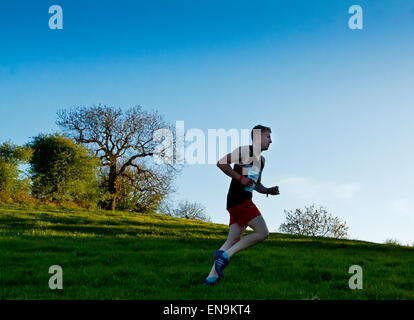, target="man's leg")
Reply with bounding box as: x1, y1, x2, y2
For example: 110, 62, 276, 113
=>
207, 223, 246, 278
224, 215, 269, 258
